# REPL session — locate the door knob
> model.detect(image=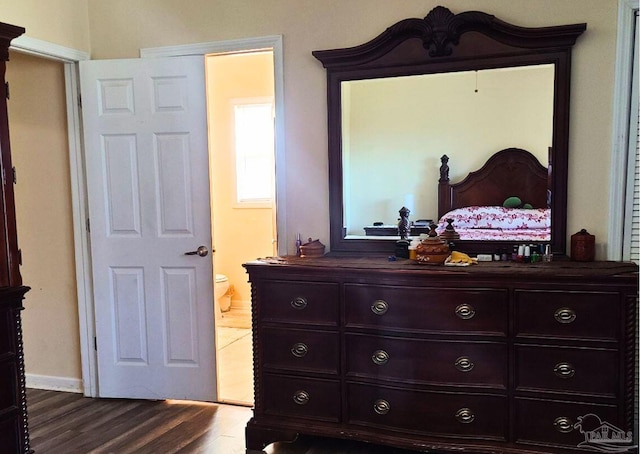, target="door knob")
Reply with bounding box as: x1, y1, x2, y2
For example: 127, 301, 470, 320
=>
184, 246, 209, 257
